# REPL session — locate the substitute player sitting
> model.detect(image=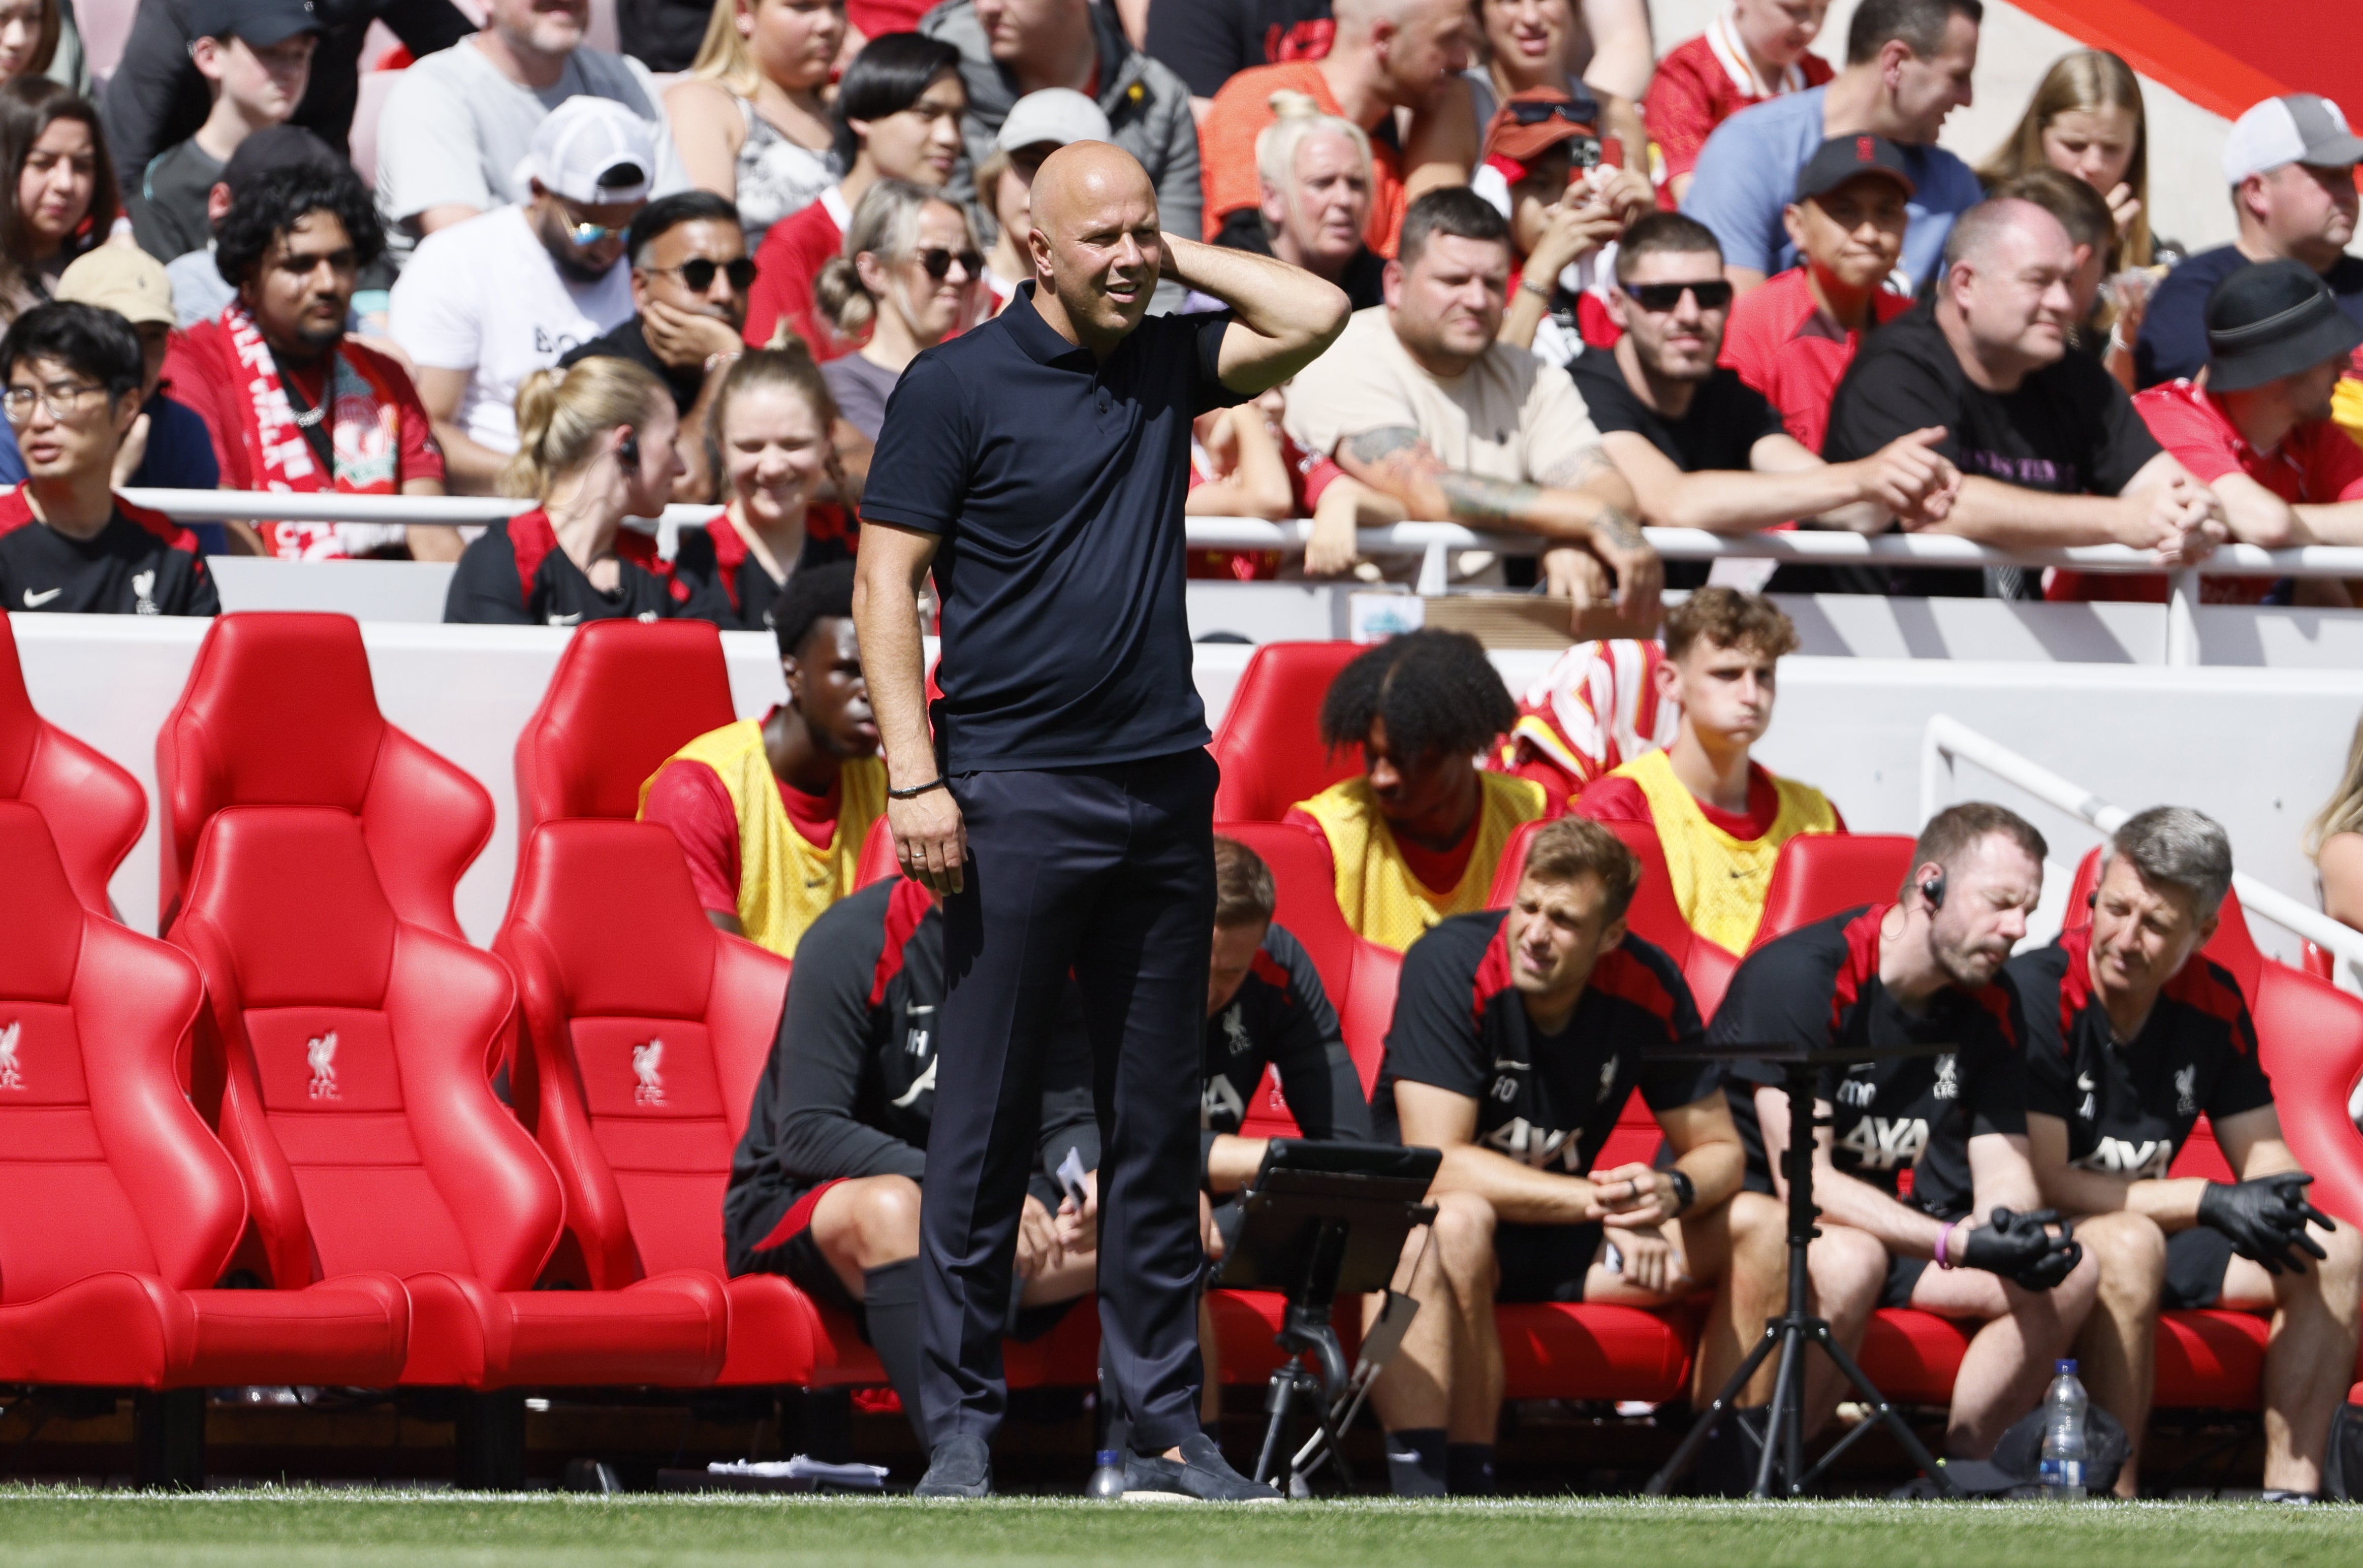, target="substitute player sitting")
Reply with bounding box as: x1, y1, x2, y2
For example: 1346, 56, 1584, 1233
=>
2014, 806, 2361, 1499
1719, 803, 2093, 1462
1289, 629, 1550, 951
722, 877, 1101, 1447
1369, 816, 1785, 1496
640, 562, 885, 957
1577, 589, 1842, 956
